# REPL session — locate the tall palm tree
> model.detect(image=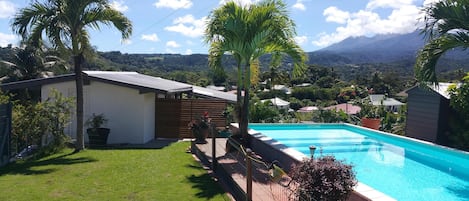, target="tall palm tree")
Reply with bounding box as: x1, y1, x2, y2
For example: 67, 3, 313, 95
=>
205, 0, 307, 141
415, 0, 469, 83
12, 0, 132, 151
